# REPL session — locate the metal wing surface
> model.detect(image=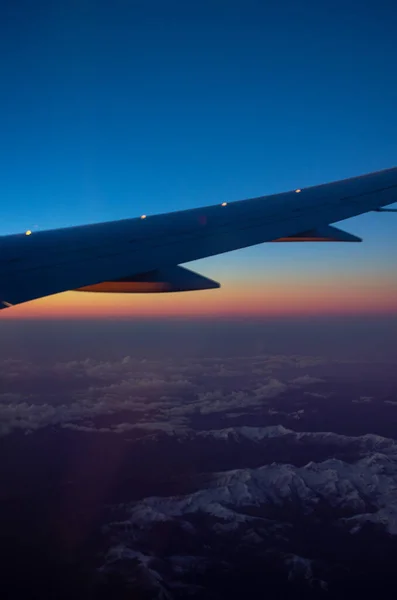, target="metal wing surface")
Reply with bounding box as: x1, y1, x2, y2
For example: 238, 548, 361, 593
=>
1, 167, 396, 309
